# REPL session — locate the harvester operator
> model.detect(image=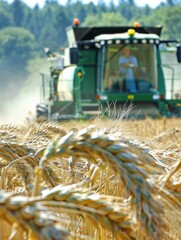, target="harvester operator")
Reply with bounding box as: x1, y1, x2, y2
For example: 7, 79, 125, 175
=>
119, 46, 138, 92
